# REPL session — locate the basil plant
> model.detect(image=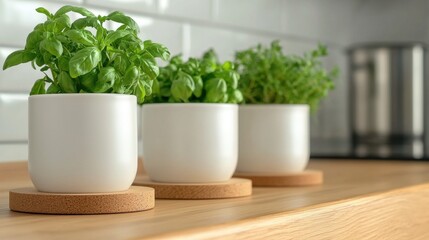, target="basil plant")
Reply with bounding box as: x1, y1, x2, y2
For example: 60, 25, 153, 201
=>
2, 5, 170, 104
146, 50, 243, 103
